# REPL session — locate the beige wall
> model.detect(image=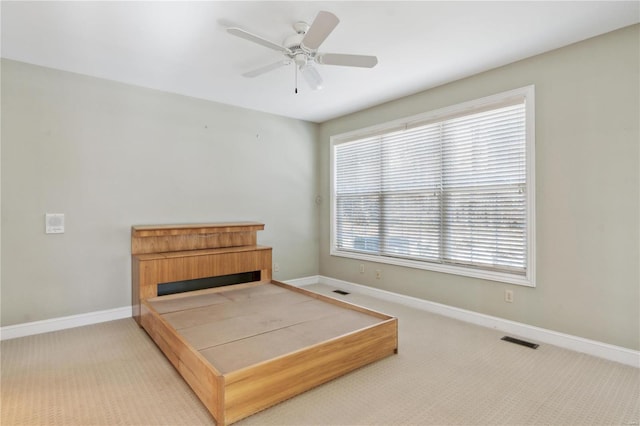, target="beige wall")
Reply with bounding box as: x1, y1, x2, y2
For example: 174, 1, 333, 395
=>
1, 59, 319, 325
318, 25, 640, 350
2, 25, 638, 351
